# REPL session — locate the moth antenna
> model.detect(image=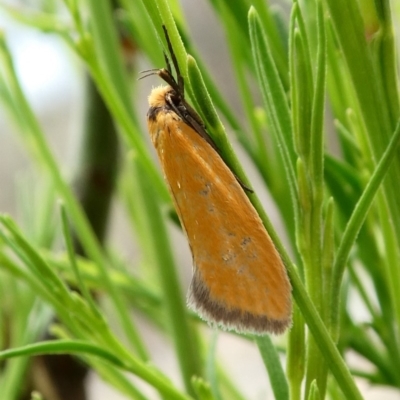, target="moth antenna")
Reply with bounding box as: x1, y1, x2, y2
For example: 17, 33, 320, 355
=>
139, 68, 160, 74
164, 52, 172, 75
162, 25, 185, 96
138, 71, 158, 81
